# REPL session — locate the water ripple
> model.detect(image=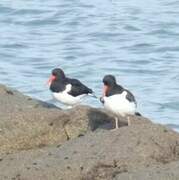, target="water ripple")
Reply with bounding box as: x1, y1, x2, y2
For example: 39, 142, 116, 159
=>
0, 0, 179, 129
